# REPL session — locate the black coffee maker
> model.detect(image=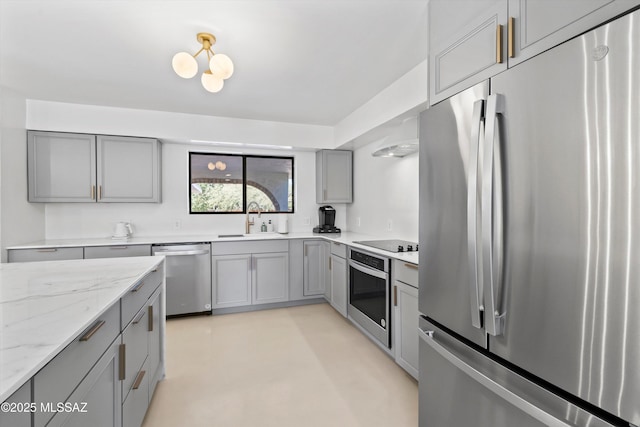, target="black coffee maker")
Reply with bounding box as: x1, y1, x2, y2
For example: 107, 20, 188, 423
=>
313, 205, 341, 233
